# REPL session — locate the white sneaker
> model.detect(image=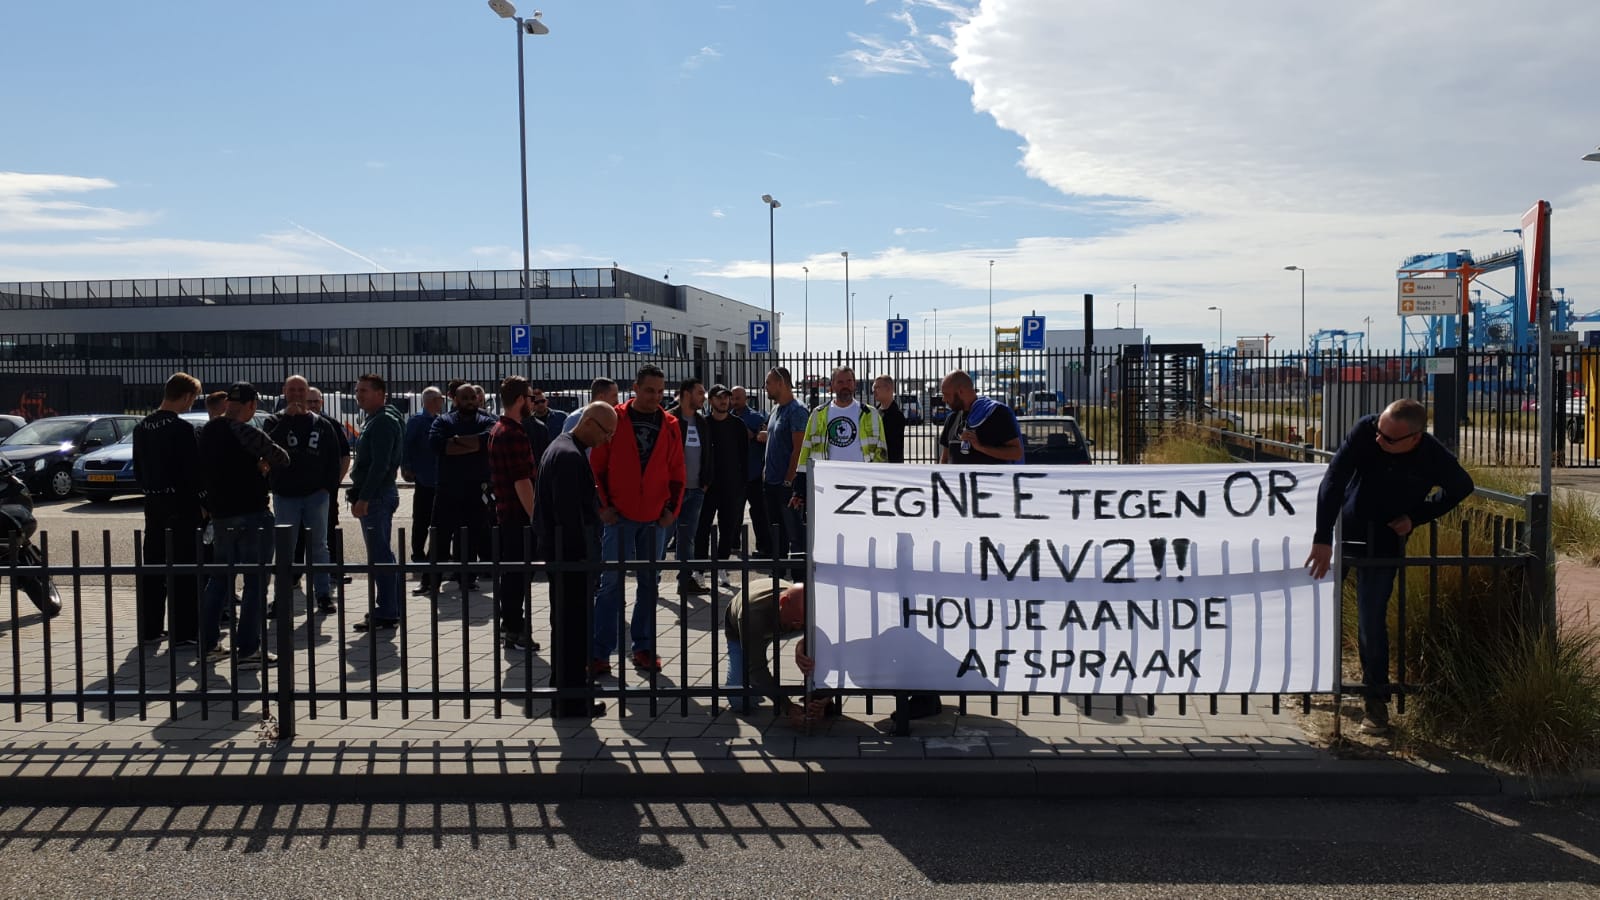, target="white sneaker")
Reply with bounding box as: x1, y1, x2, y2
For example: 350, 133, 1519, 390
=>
718, 570, 733, 588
